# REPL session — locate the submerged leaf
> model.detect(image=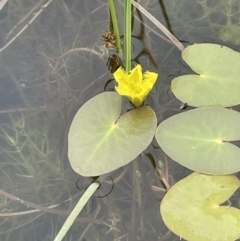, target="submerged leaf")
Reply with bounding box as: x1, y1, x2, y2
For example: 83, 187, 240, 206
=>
155, 107, 240, 174
68, 92, 157, 176
171, 43, 240, 107
161, 172, 240, 241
